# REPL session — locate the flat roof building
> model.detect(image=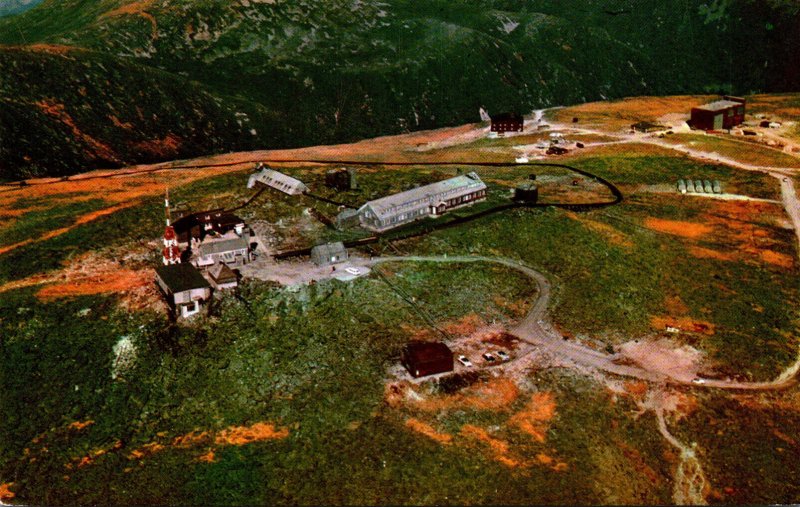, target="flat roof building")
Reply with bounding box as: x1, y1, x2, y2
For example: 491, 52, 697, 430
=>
193, 231, 251, 268
247, 166, 308, 195
690, 96, 746, 131
357, 172, 487, 232
401, 341, 454, 378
